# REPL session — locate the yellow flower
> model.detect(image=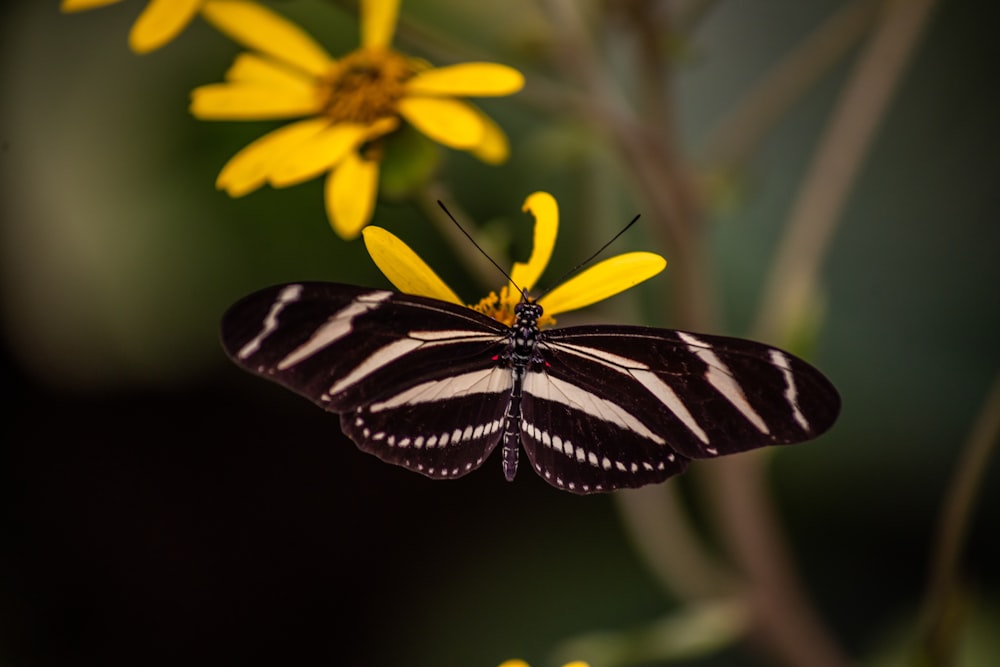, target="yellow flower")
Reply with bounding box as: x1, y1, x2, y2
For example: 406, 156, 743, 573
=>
499, 661, 590, 667
60, 0, 209, 53
362, 192, 666, 326
190, 0, 524, 239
